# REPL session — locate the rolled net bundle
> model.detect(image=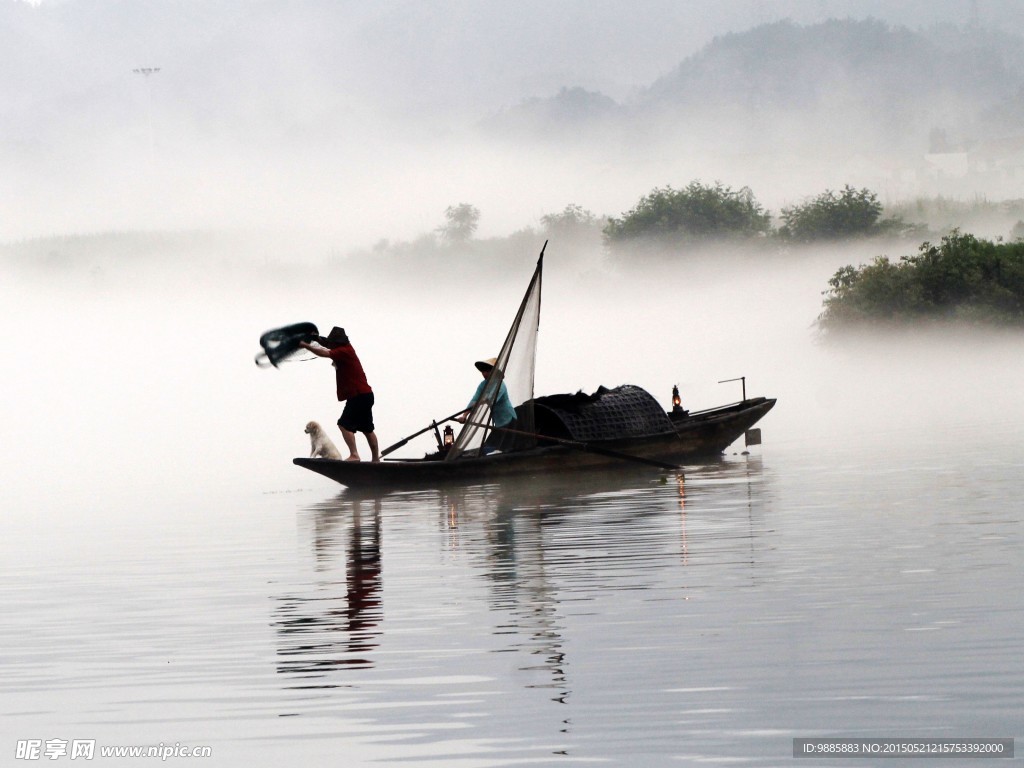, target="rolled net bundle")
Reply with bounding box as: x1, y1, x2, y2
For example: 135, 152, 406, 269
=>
255, 322, 319, 368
